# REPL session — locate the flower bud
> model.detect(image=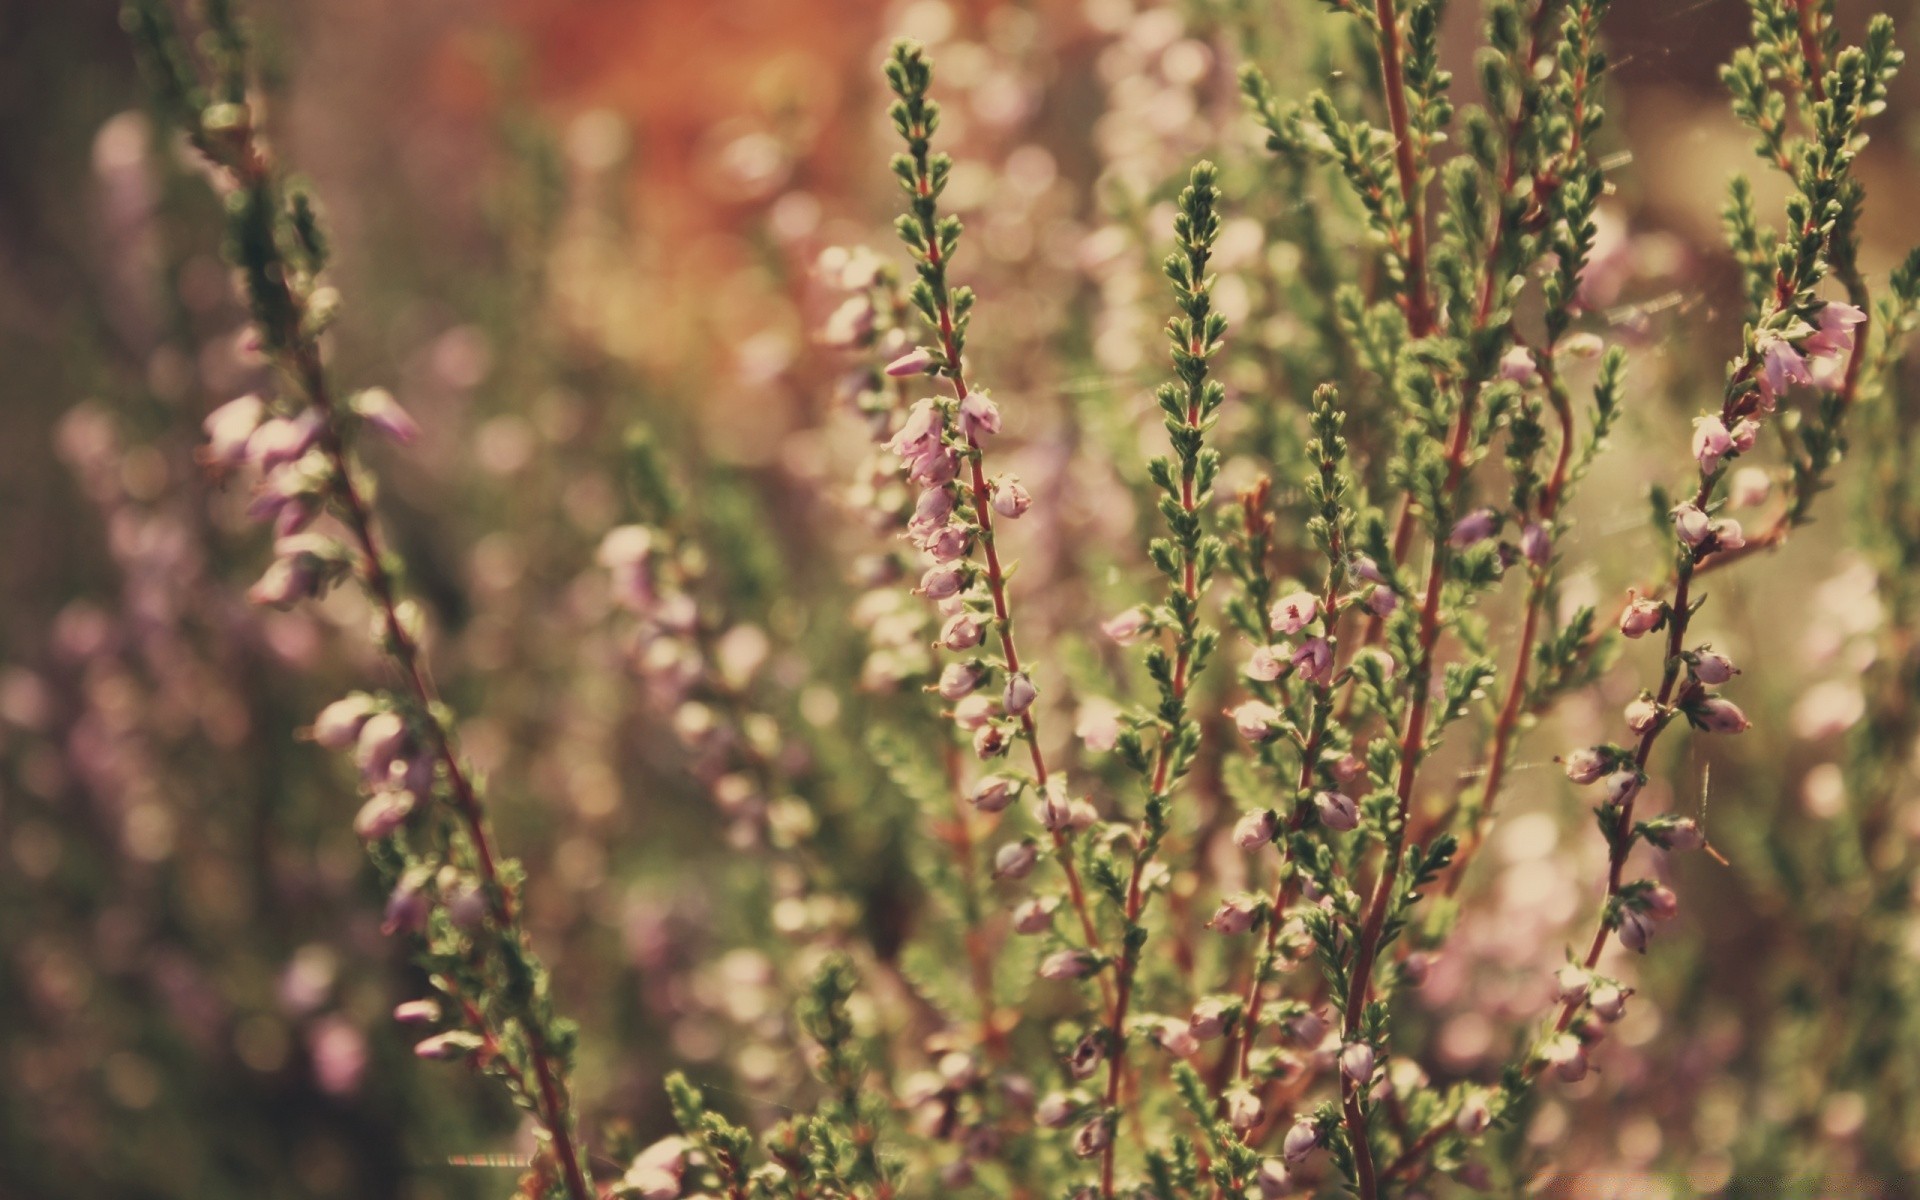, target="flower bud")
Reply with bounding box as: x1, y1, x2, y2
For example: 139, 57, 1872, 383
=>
1449, 508, 1499, 548
1039, 950, 1098, 981
1340, 1041, 1376, 1084
1207, 893, 1262, 935
1671, 503, 1712, 547
1663, 818, 1705, 851
885, 347, 933, 377
1101, 607, 1150, 644
1148, 1018, 1199, 1058
1269, 591, 1319, 635
920, 564, 967, 601
953, 694, 995, 731
1729, 466, 1771, 508
958, 392, 1001, 439
1036, 1091, 1079, 1129
1012, 896, 1058, 934
1291, 637, 1334, 685
392, 999, 440, 1025
350, 387, 419, 444
1617, 907, 1654, 953
413, 1031, 483, 1062
1003, 671, 1038, 716
311, 694, 380, 751
1189, 996, 1236, 1041
1225, 1088, 1264, 1132
1624, 695, 1660, 735
1455, 1093, 1492, 1136
940, 612, 987, 651
623, 1137, 689, 1200
1233, 808, 1277, 851
248, 411, 323, 473
969, 774, 1019, 813
1231, 700, 1281, 743
1256, 1159, 1292, 1199
248, 554, 322, 608
1314, 790, 1359, 832
201, 394, 267, 469
938, 661, 984, 700
1641, 883, 1679, 920
1562, 747, 1609, 785
355, 711, 410, 782
1604, 769, 1641, 804
1245, 644, 1286, 682
1553, 964, 1591, 1004
1521, 522, 1551, 568
1692, 650, 1738, 685
1694, 695, 1751, 734
382, 878, 430, 937
1281, 1117, 1320, 1164
1367, 585, 1398, 617
993, 840, 1038, 880
924, 522, 972, 562
1072, 1116, 1111, 1159
1543, 1033, 1588, 1082
972, 723, 1009, 759
1498, 344, 1539, 385
1619, 591, 1666, 638
1589, 983, 1628, 1022
353, 789, 415, 841
991, 477, 1032, 518
1352, 555, 1386, 585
